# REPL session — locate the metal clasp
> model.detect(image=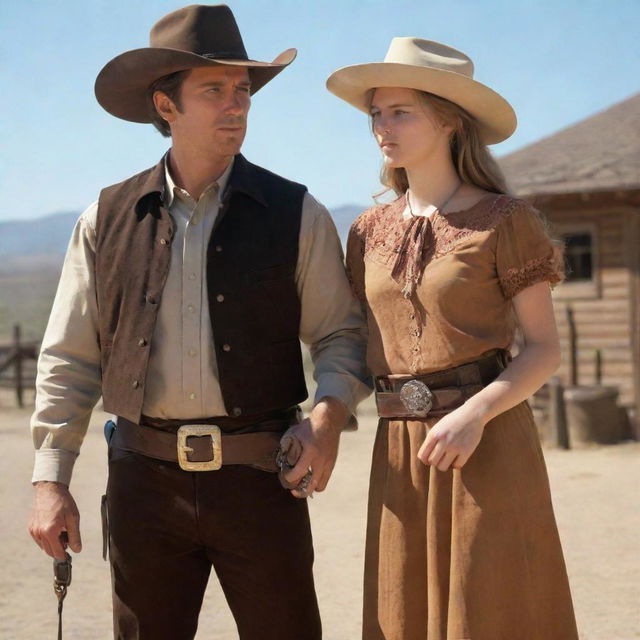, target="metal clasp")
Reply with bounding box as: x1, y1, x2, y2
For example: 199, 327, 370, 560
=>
176, 425, 222, 471
399, 380, 434, 417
